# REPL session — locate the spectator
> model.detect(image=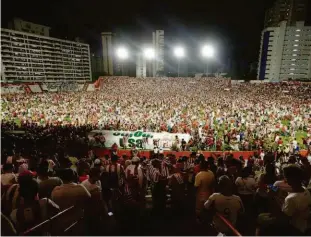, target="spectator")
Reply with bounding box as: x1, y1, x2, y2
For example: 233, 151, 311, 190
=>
194, 160, 215, 218
168, 163, 186, 214
235, 167, 257, 211
82, 168, 109, 235
300, 157, 311, 186
216, 157, 226, 180
37, 165, 62, 199
204, 175, 244, 235
1, 163, 17, 187
255, 163, 277, 213
81, 167, 102, 195
2, 171, 34, 216
51, 168, 91, 210
10, 178, 59, 235
257, 165, 311, 235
